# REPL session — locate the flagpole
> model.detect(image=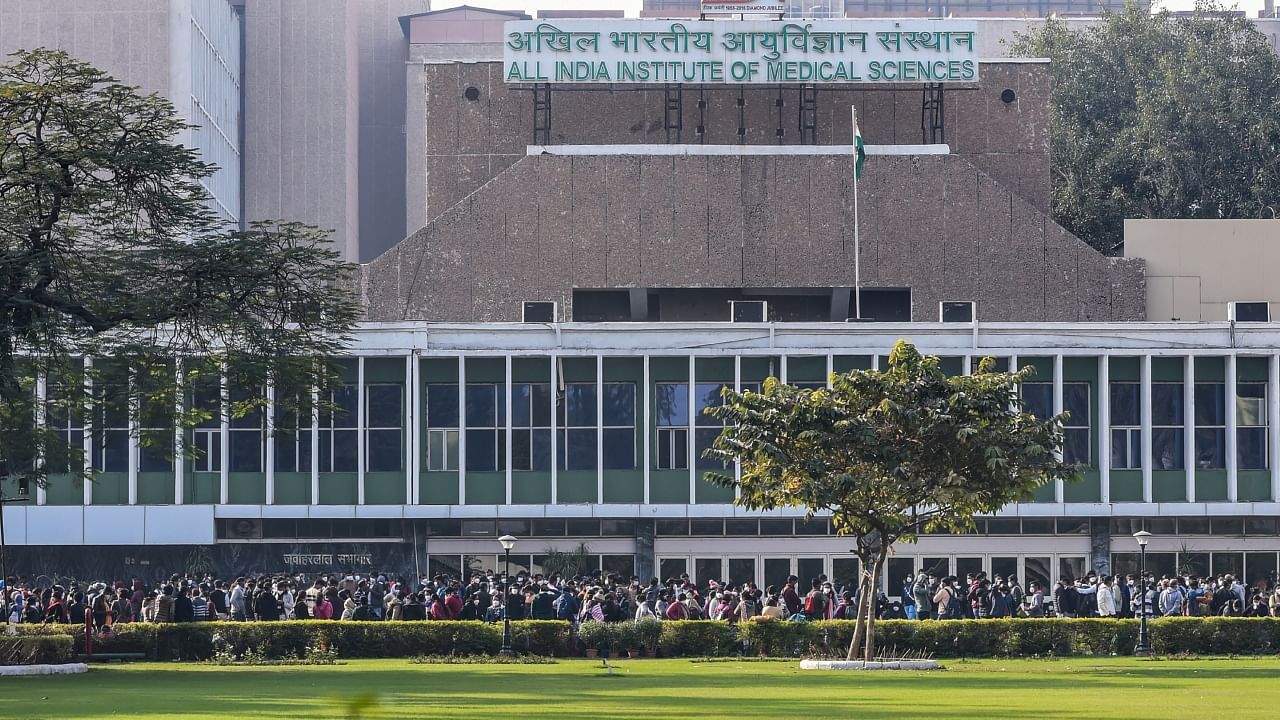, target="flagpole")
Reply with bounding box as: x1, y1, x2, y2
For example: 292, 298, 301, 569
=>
851, 105, 861, 321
